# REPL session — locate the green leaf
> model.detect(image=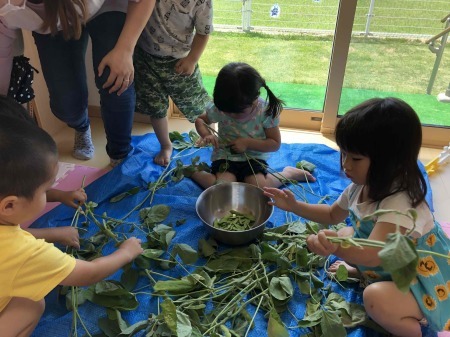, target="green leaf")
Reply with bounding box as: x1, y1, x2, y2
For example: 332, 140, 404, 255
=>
153, 277, 199, 294
295, 248, 309, 267
117, 320, 148, 336
106, 309, 128, 331
98, 316, 121, 337
269, 276, 294, 301
141, 248, 165, 259
109, 186, 141, 203
139, 204, 170, 224
267, 308, 289, 337
296, 160, 316, 173
176, 310, 193, 337
121, 268, 139, 292
198, 238, 217, 257
340, 303, 367, 328
298, 307, 323, 328
320, 310, 347, 337
169, 131, 185, 142
378, 231, 419, 292
172, 243, 199, 264
335, 264, 348, 281
161, 299, 178, 334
